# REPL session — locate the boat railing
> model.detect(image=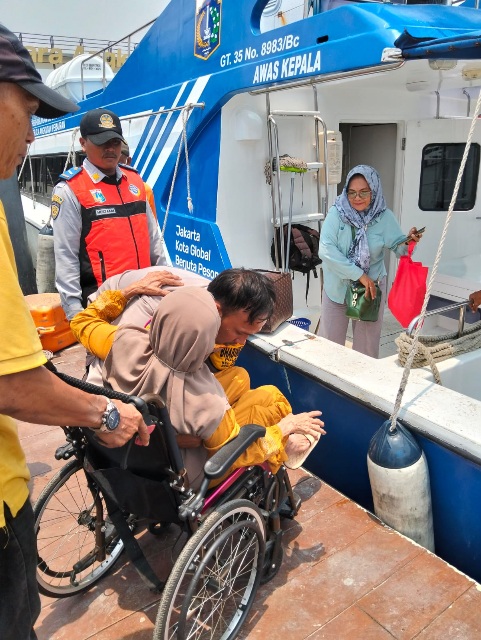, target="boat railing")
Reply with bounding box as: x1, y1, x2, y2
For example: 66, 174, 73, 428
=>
79, 19, 156, 100
407, 300, 470, 338
304, 0, 455, 16
117, 104, 205, 124
267, 108, 328, 271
